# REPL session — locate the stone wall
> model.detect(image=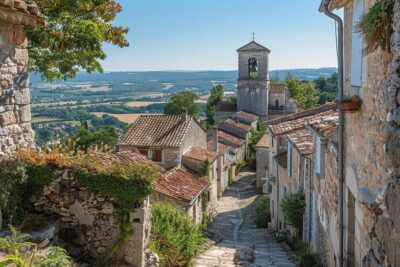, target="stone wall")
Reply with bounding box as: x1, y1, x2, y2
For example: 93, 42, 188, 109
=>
180, 121, 207, 157
342, 0, 400, 266
0, 15, 35, 157
33, 170, 150, 267
255, 146, 268, 188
